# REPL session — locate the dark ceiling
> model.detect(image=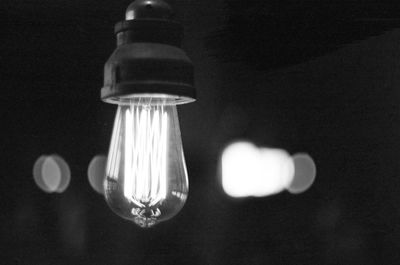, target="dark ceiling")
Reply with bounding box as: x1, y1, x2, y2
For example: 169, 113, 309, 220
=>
207, 0, 400, 70
1, 1, 400, 264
